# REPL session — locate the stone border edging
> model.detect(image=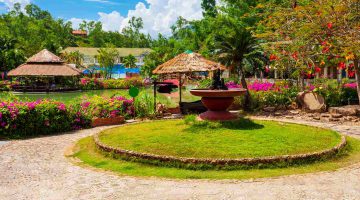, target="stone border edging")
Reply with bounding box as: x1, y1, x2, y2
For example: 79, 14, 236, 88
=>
93, 122, 347, 169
